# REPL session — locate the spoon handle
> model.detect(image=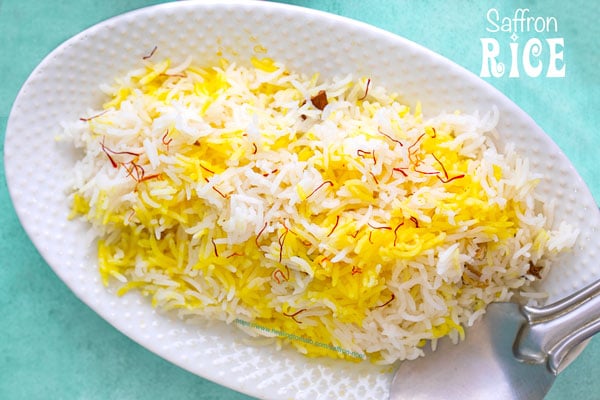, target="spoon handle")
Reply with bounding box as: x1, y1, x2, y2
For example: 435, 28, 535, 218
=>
515, 279, 600, 374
